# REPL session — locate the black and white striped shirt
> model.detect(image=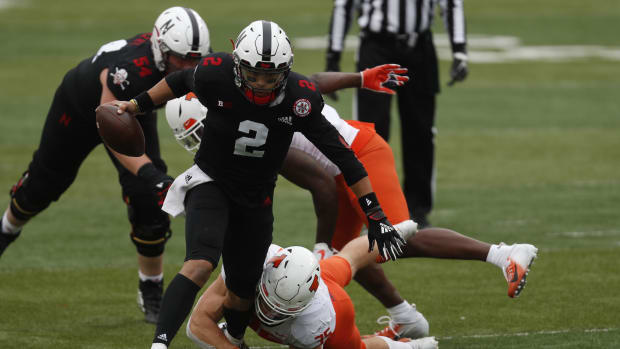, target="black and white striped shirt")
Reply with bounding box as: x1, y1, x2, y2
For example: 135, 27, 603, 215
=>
327, 0, 467, 54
